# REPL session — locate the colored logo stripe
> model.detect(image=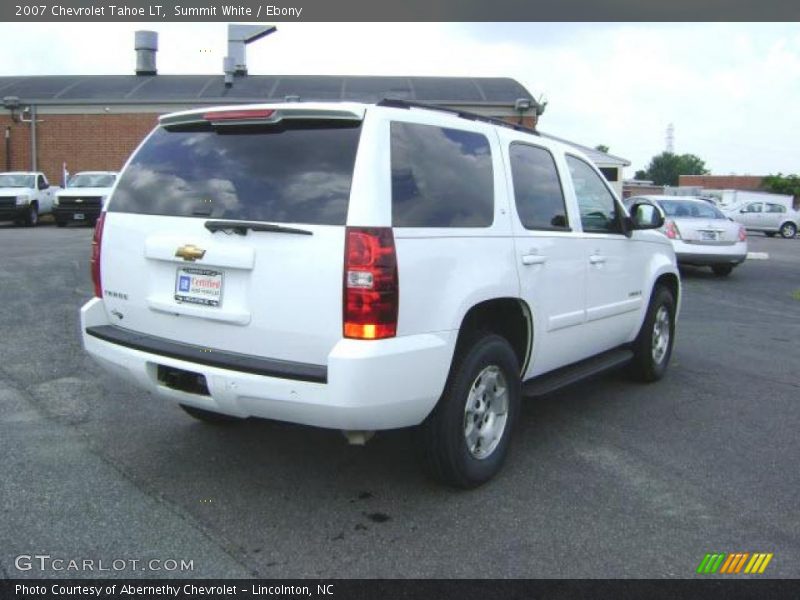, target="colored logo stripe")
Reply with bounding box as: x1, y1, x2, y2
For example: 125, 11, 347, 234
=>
697, 553, 726, 574
744, 553, 773, 574
697, 552, 773, 574
719, 553, 749, 574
